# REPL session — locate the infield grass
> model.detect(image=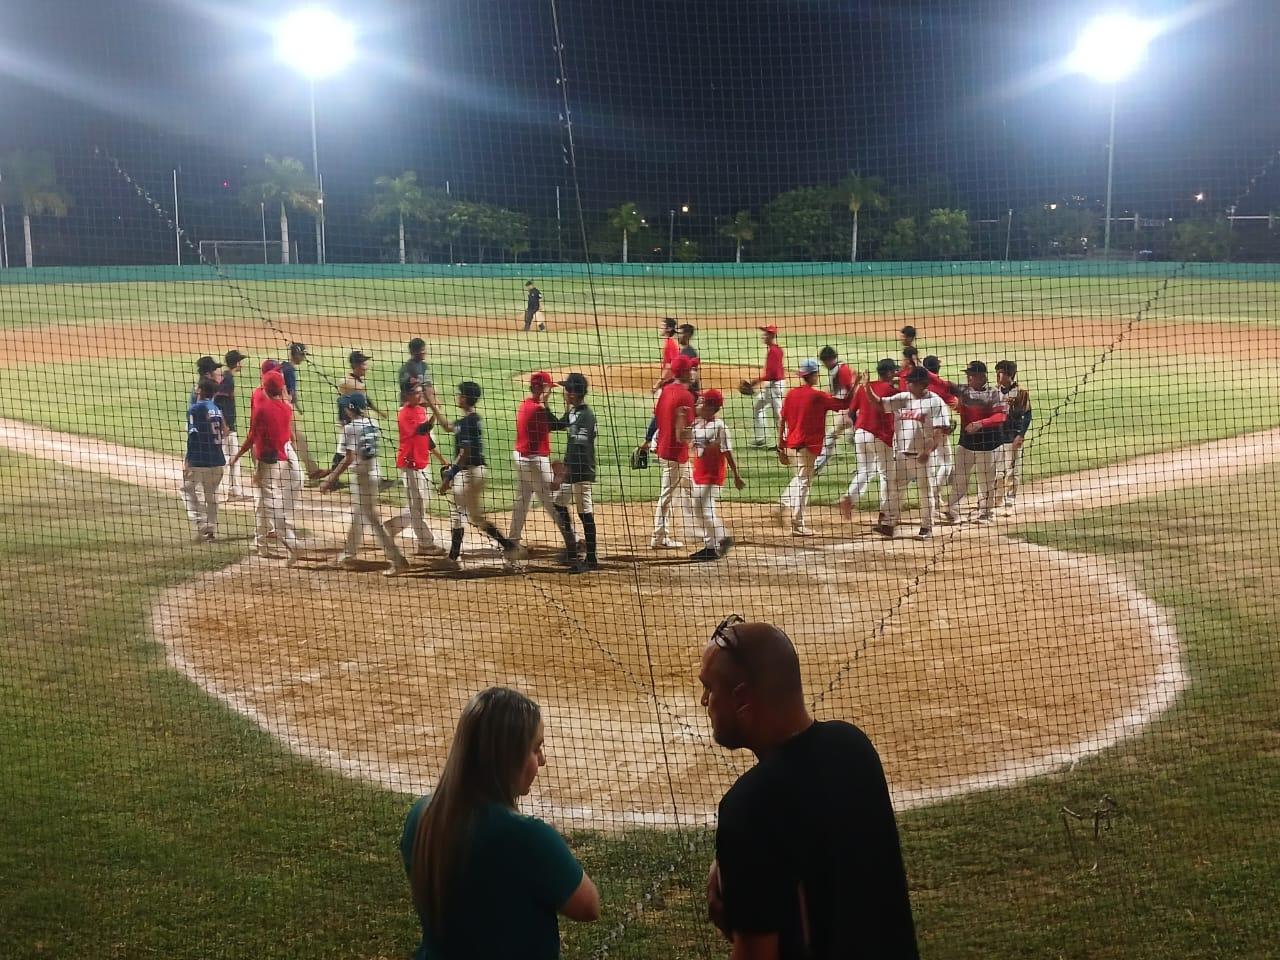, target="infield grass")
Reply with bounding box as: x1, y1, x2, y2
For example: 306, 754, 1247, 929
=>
0, 450, 1278, 958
